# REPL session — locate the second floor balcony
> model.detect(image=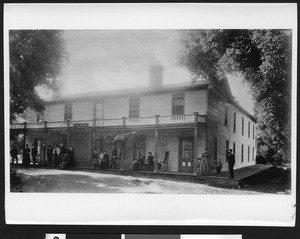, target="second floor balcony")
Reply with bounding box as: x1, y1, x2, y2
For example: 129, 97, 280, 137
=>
10, 113, 206, 130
